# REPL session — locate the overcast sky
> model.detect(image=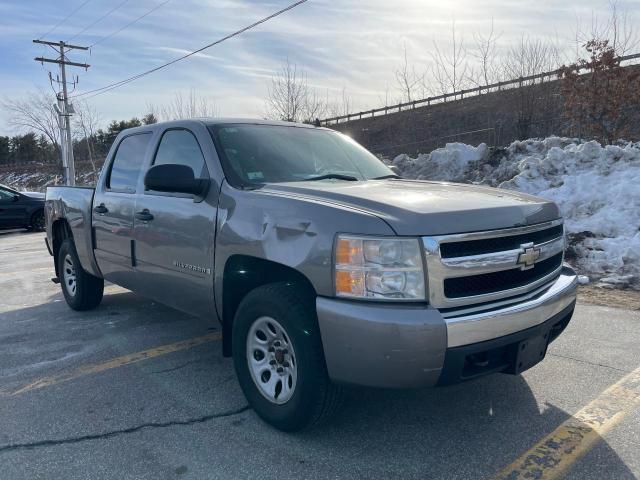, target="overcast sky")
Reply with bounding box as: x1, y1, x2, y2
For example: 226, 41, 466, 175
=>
0, 0, 633, 135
